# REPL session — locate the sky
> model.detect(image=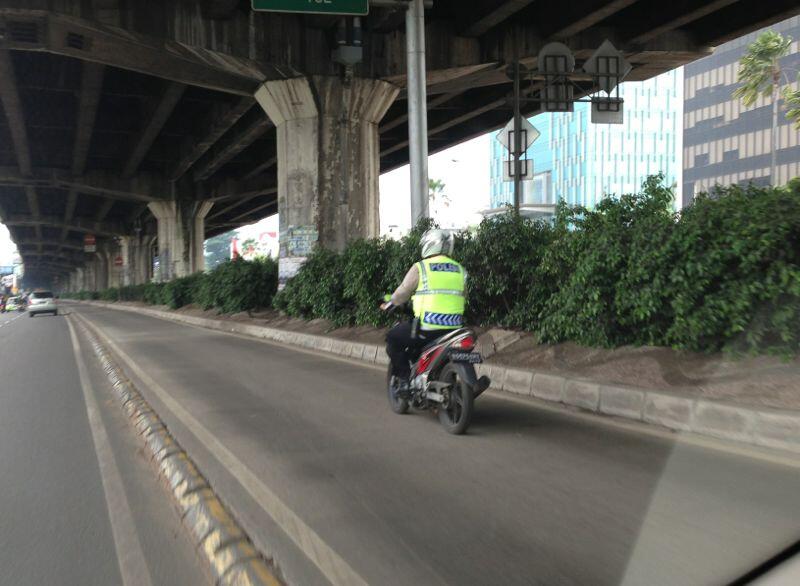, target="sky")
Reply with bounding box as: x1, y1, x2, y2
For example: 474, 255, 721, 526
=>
0, 133, 491, 264
0, 224, 15, 265
379, 134, 491, 233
